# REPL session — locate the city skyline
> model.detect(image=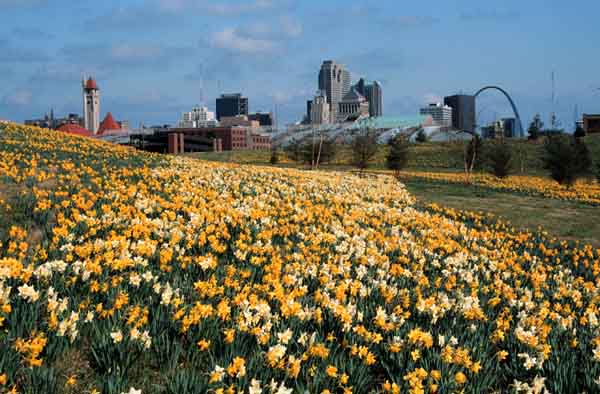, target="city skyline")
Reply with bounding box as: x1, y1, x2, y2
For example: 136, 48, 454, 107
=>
1, 0, 599, 130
